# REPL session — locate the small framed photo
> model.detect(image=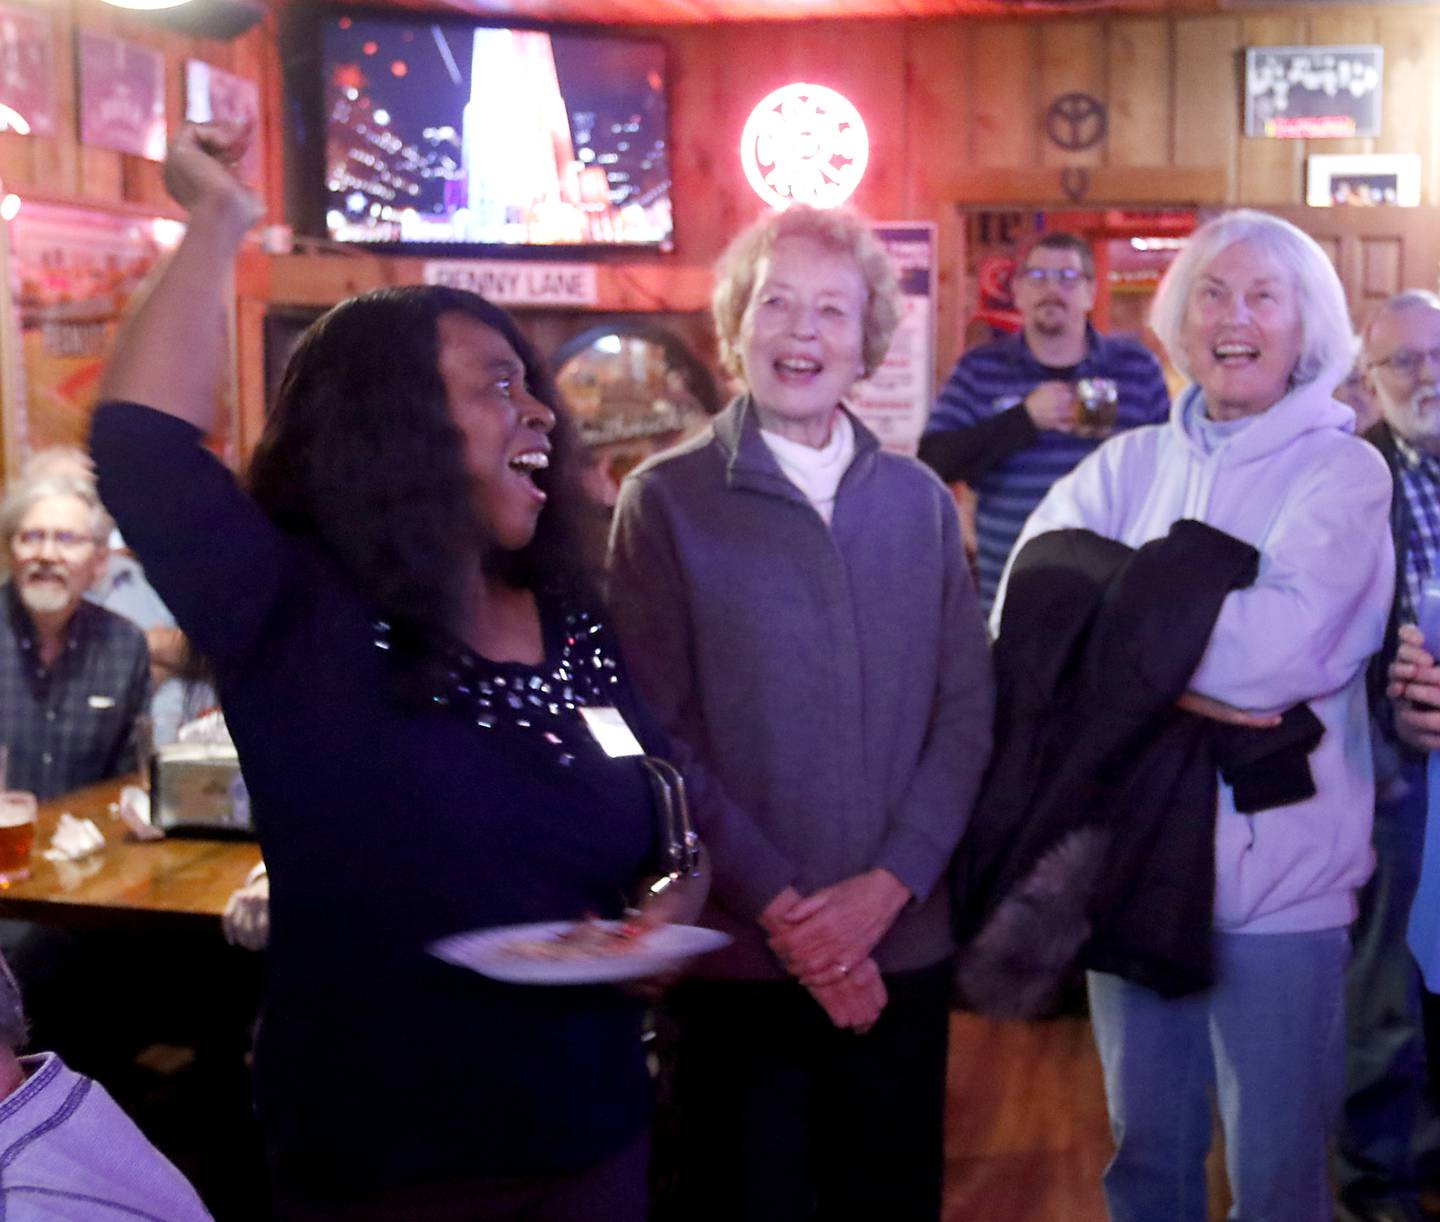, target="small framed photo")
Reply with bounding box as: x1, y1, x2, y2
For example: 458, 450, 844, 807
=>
1306, 154, 1421, 208
185, 60, 261, 185
77, 31, 166, 161
0, 2, 57, 136
1246, 45, 1383, 139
